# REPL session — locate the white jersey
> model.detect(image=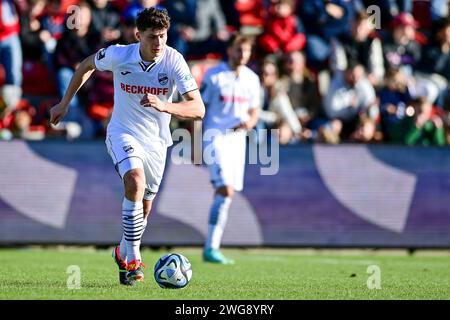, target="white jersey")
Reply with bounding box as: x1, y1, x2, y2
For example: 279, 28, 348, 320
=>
201, 62, 261, 132
94, 43, 198, 150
